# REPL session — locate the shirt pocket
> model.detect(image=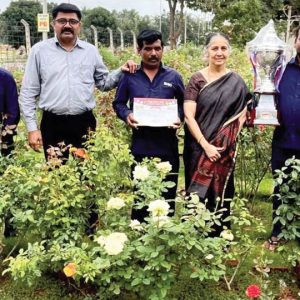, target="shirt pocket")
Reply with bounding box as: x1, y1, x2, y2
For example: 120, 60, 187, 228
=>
80, 64, 94, 84
160, 83, 175, 98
